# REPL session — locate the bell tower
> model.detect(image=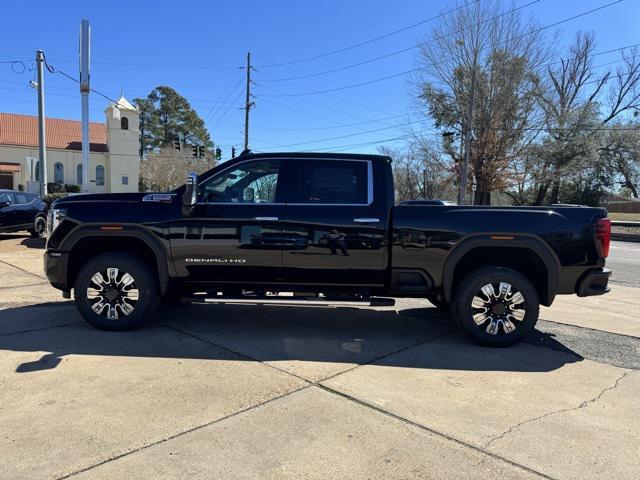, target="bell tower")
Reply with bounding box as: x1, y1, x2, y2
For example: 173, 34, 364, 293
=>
104, 95, 140, 192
